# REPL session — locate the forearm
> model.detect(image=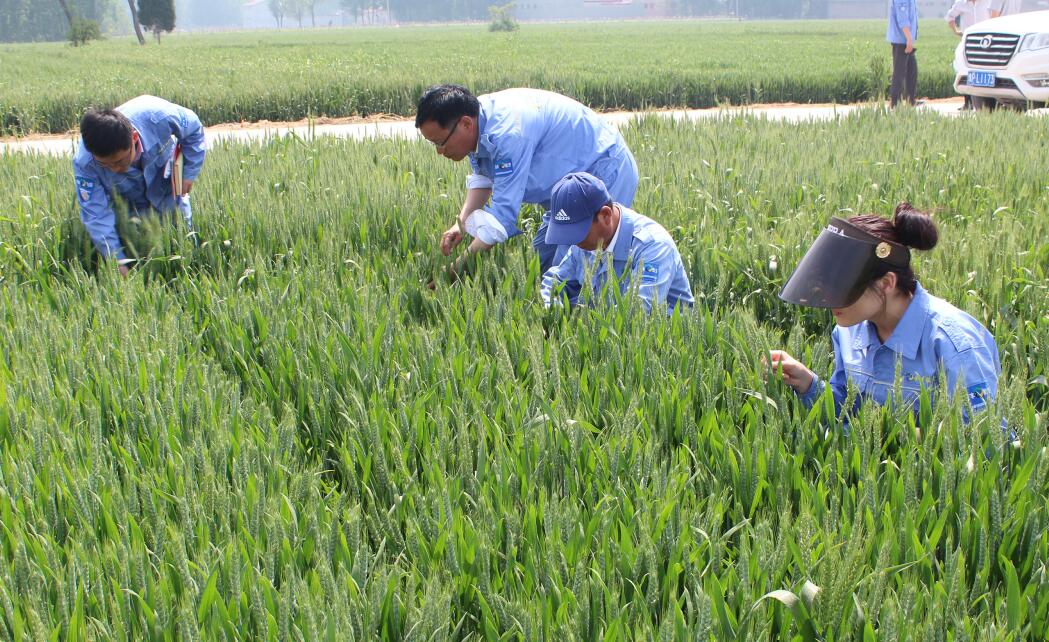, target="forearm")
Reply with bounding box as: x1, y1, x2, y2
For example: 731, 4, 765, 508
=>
458, 188, 492, 225
902, 26, 913, 42
466, 237, 493, 254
